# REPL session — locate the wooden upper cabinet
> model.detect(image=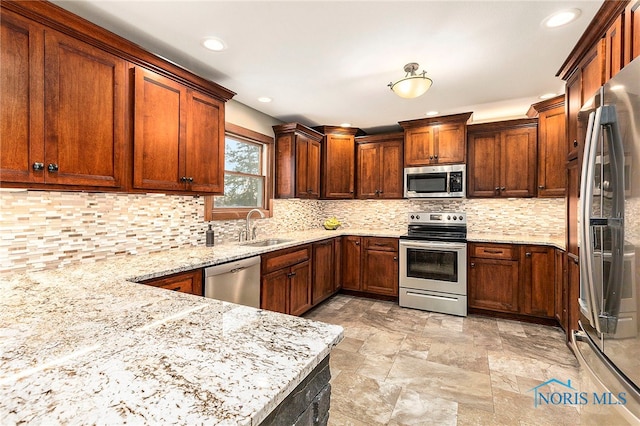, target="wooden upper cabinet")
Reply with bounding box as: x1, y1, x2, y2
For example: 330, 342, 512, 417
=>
605, 14, 624, 80
133, 67, 186, 191
399, 112, 472, 166
468, 119, 537, 198
528, 95, 566, 197
273, 123, 323, 199
133, 67, 225, 193
314, 126, 359, 199
626, 0, 640, 64
565, 71, 582, 161
1, 9, 44, 184
355, 133, 403, 199
1, 10, 126, 188
581, 40, 606, 102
